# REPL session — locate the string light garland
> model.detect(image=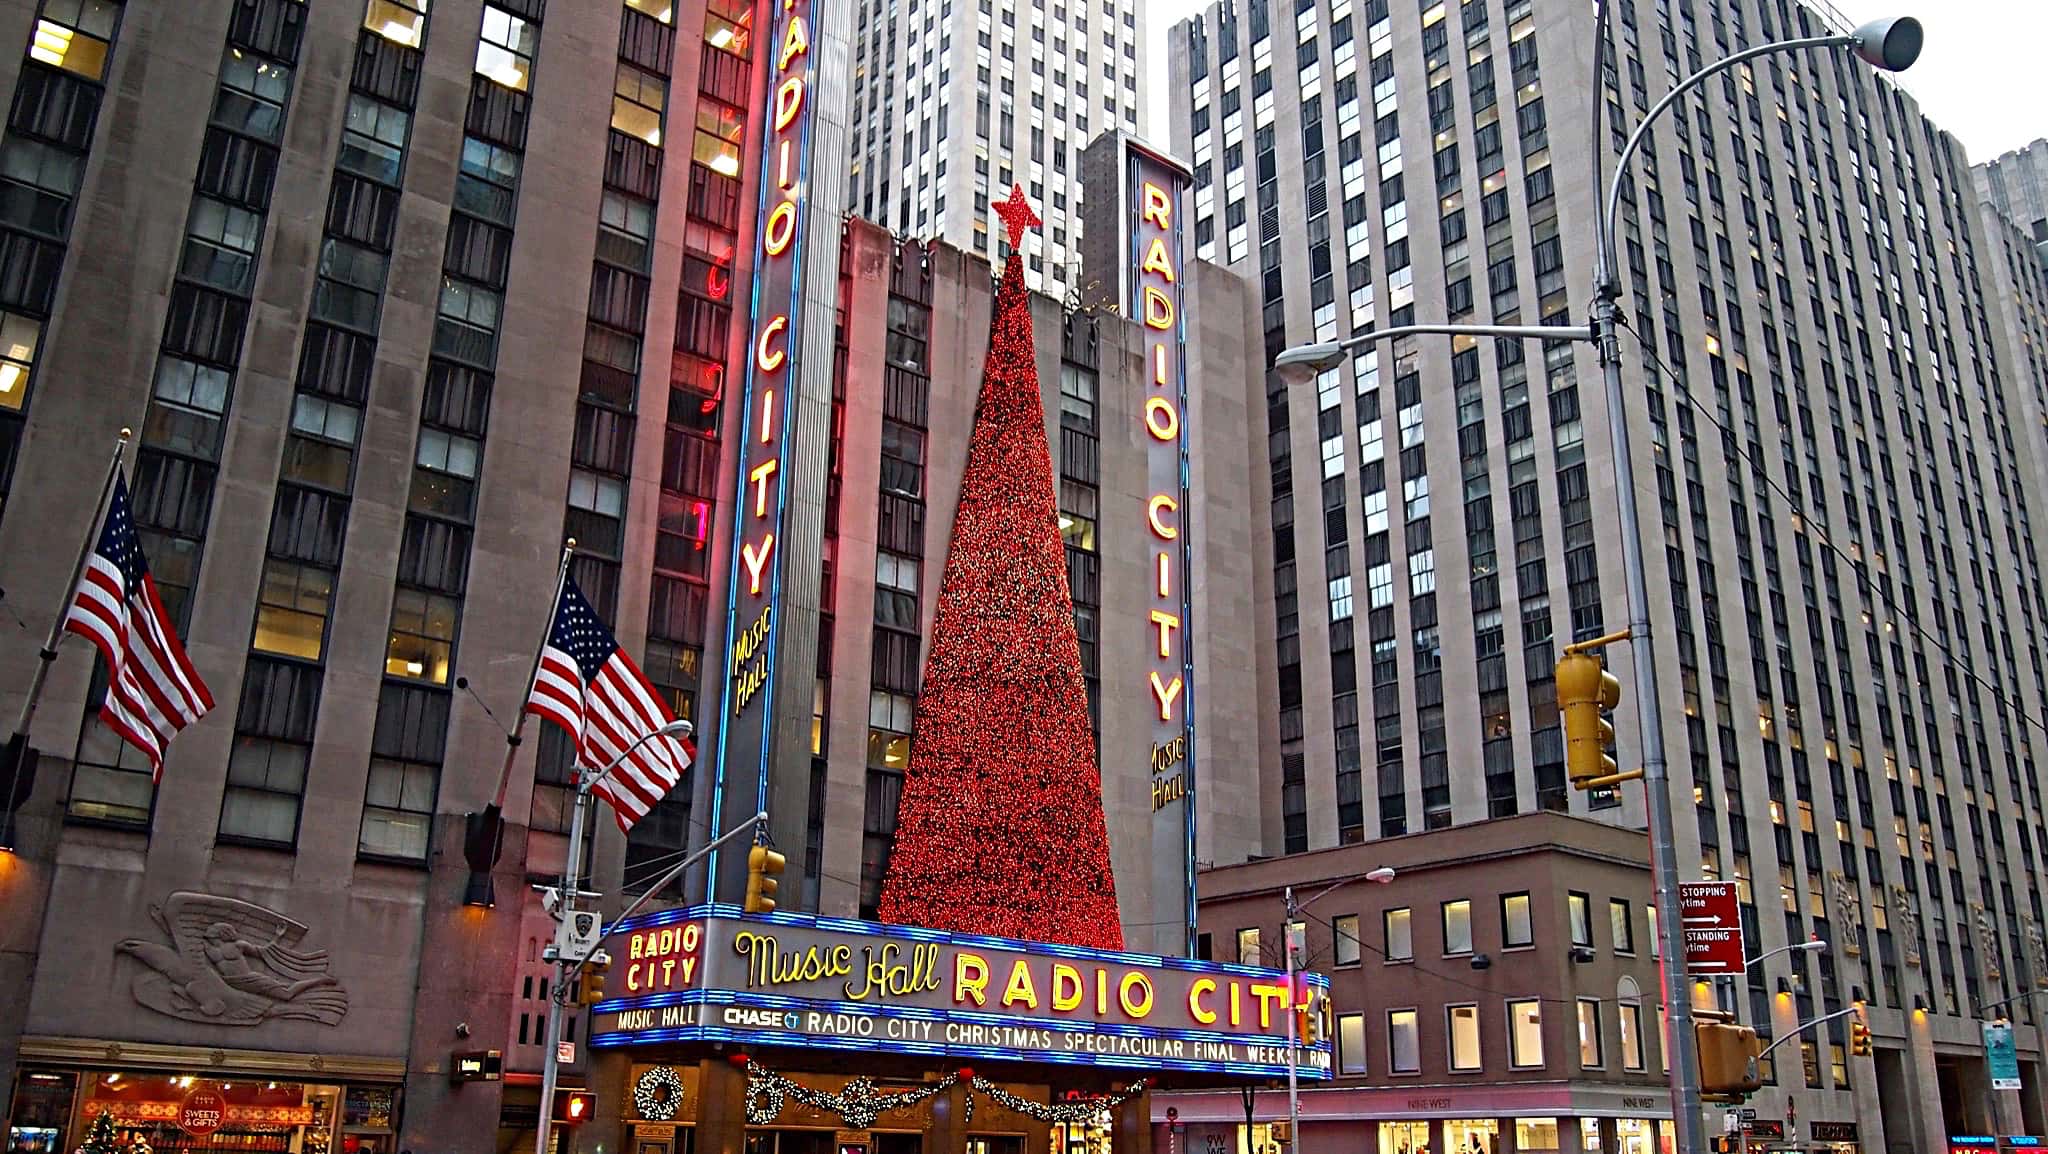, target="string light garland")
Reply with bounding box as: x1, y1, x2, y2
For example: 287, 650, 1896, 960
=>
876, 187, 1123, 951
633, 1065, 686, 1121
736, 1059, 1149, 1128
